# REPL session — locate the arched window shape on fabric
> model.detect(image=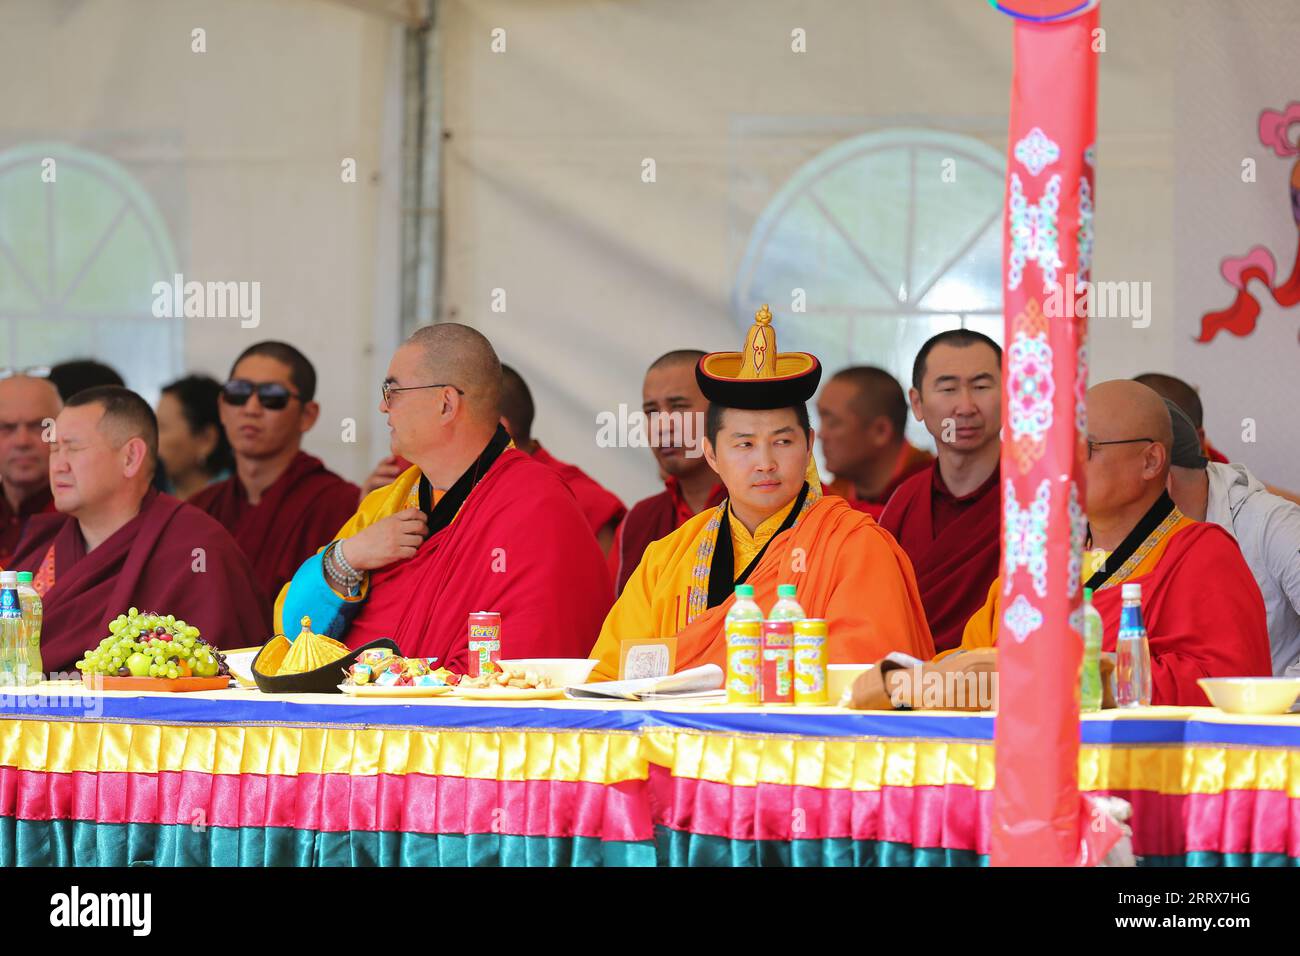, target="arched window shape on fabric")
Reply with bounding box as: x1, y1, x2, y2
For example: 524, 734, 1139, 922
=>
0, 142, 181, 397
734, 128, 1005, 451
